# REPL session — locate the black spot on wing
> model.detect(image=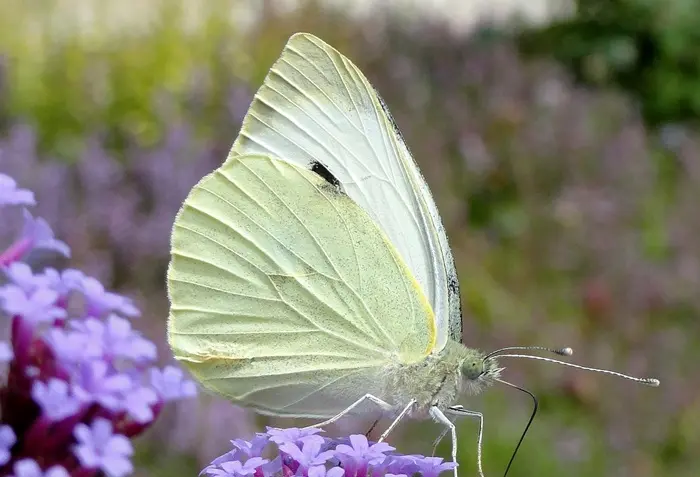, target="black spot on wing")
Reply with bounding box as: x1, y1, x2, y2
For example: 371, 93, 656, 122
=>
310, 161, 341, 188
